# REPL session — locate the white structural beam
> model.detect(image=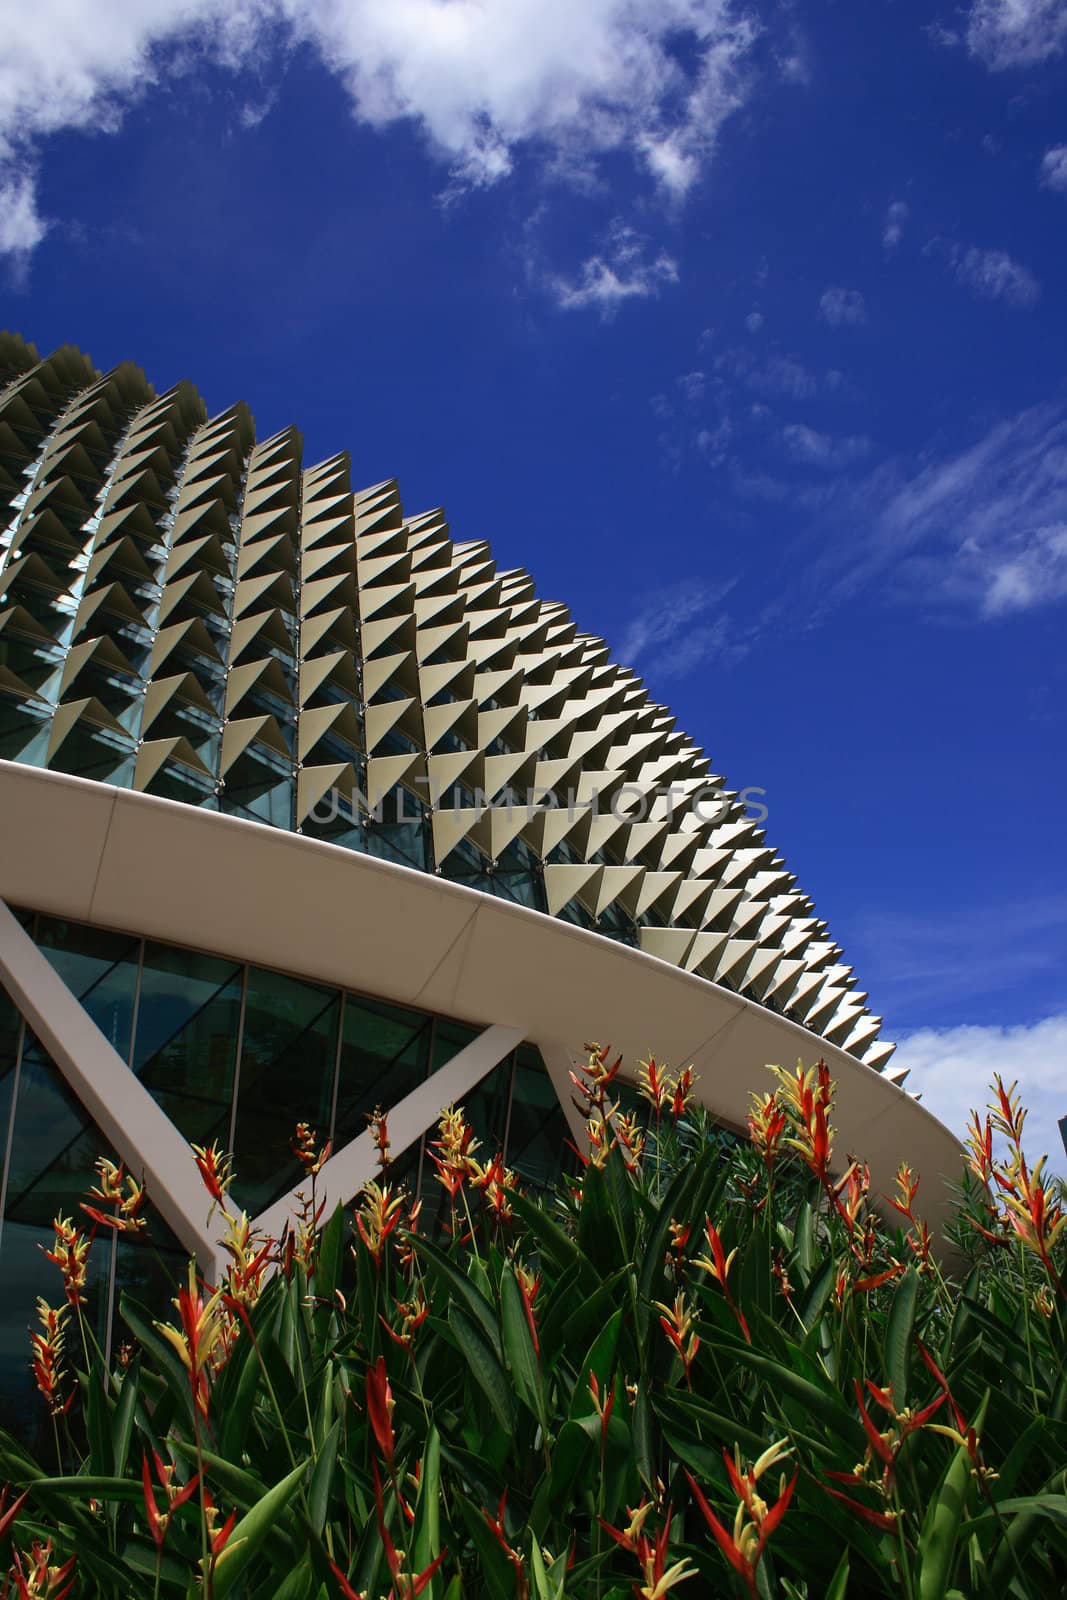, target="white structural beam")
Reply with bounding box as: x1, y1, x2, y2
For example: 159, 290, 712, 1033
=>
0, 896, 221, 1271
0, 765, 967, 1245
252, 1023, 524, 1243
532, 1039, 589, 1146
